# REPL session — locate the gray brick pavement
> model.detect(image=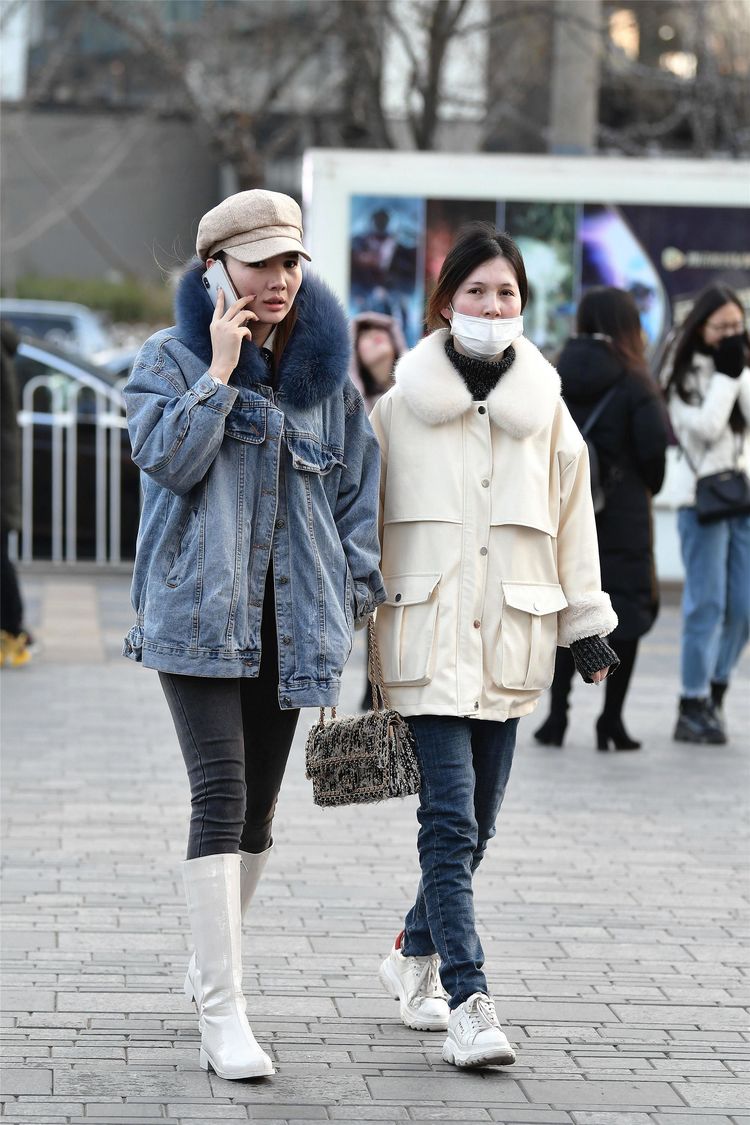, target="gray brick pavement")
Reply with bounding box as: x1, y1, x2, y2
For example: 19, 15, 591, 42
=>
1, 569, 748, 1125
